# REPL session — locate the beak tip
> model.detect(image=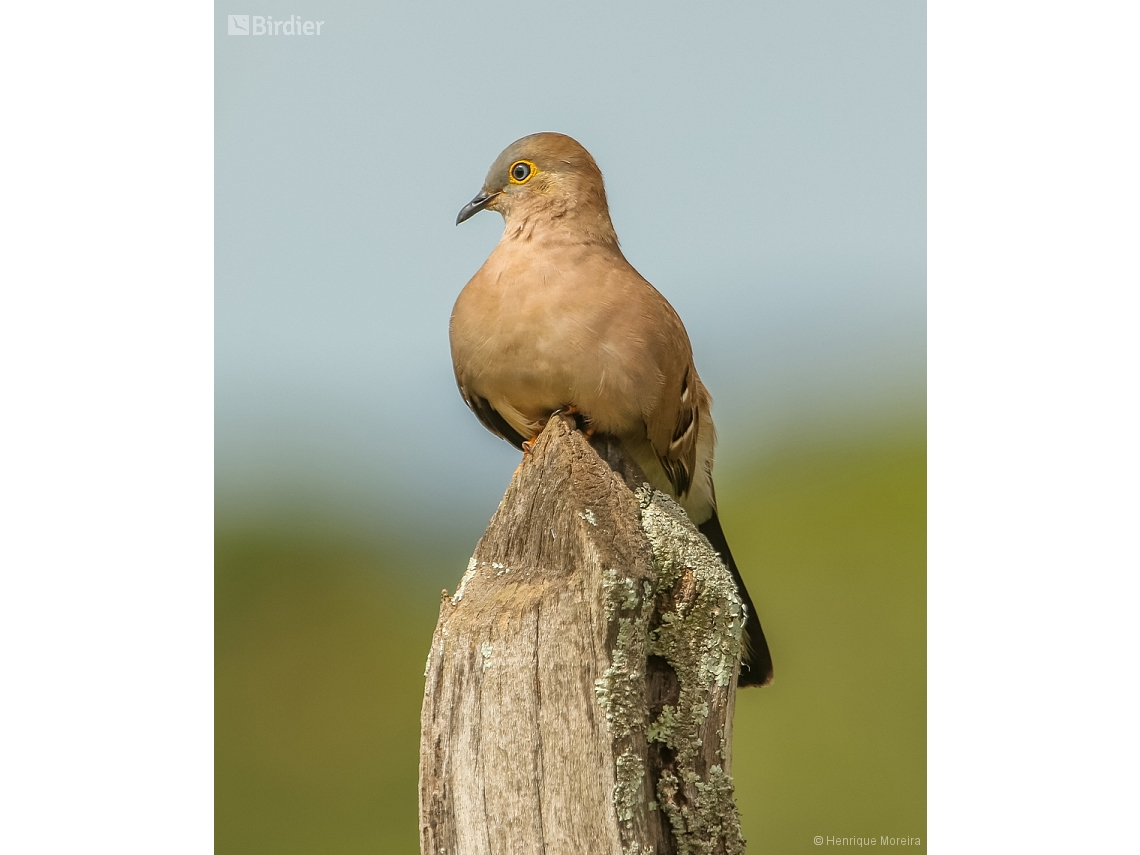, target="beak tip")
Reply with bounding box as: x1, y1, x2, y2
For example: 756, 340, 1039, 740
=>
456, 190, 497, 226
